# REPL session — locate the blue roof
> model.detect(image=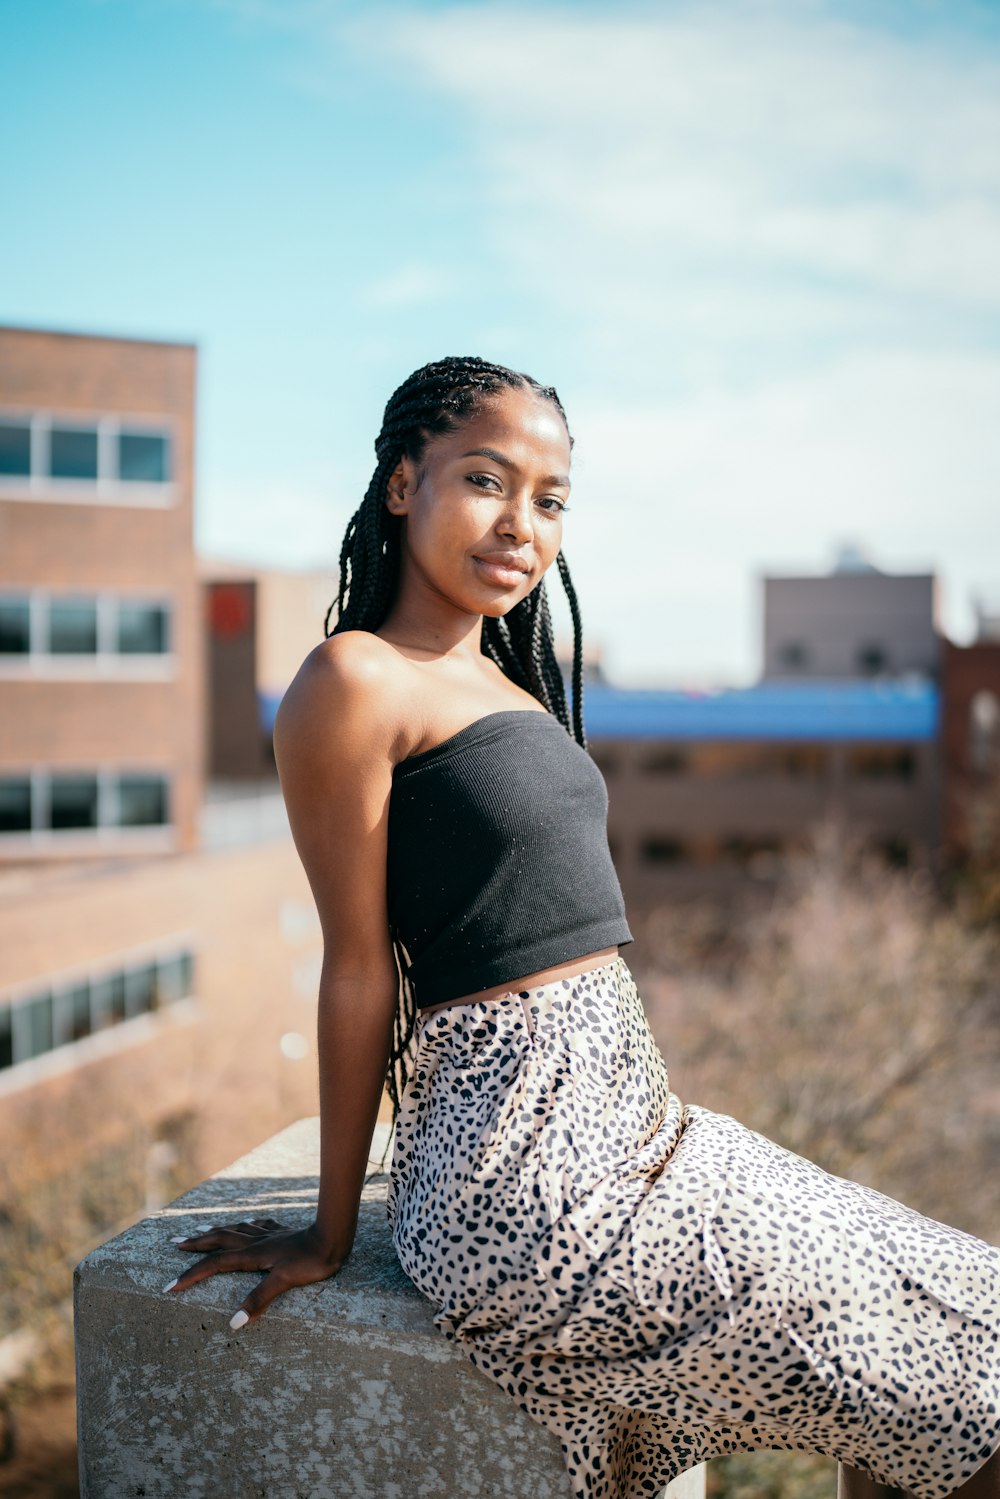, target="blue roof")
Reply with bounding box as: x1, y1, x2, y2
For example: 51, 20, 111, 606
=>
259, 691, 282, 735
258, 679, 940, 742
582, 680, 939, 741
